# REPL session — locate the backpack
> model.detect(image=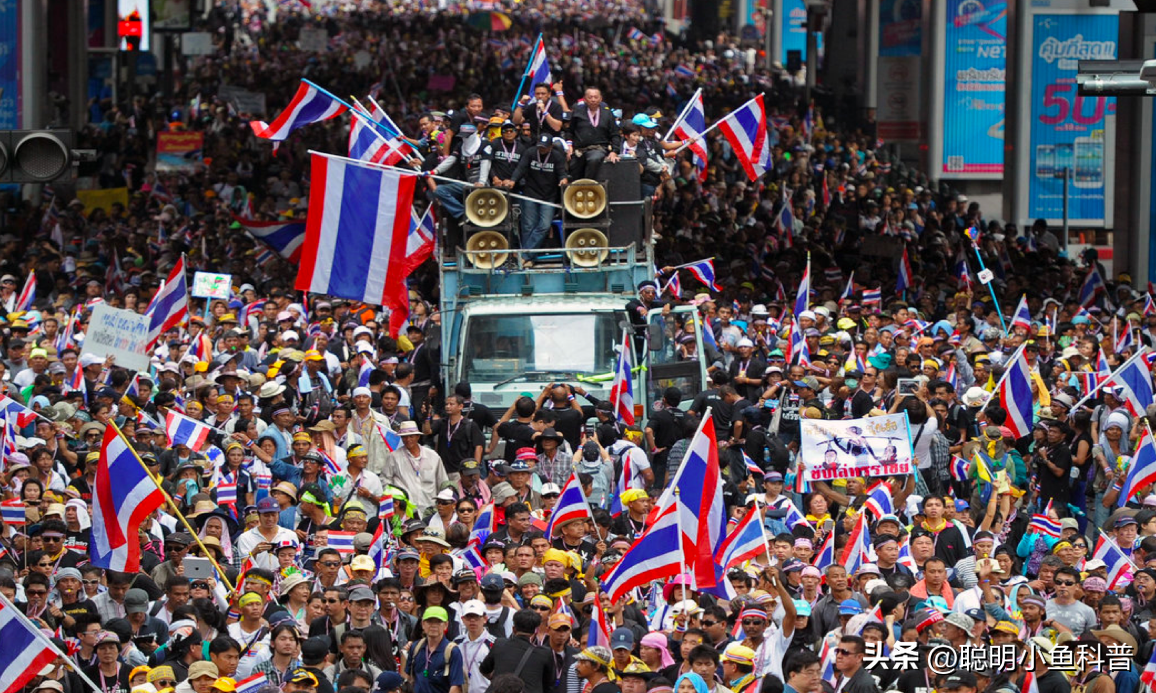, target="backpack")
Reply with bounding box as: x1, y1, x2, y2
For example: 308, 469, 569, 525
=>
484, 607, 510, 639
409, 638, 460, 681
